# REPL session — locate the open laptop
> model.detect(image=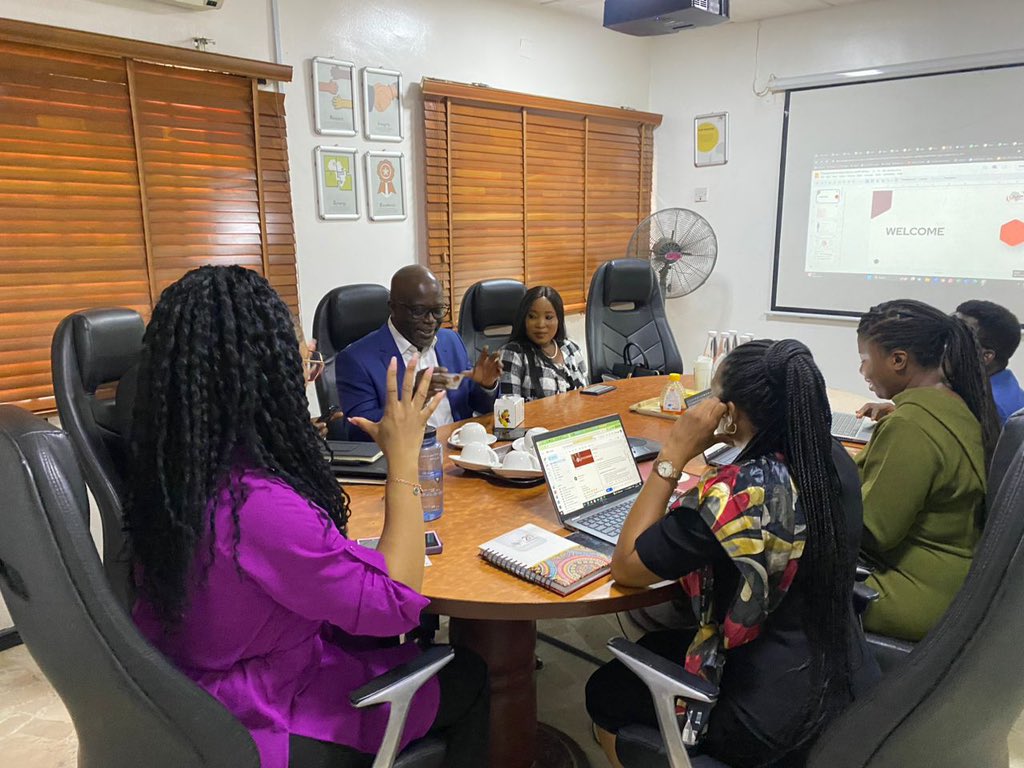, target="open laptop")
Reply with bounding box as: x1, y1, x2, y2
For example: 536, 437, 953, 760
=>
533, 414, 644, 545
831, 411, 876, 444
